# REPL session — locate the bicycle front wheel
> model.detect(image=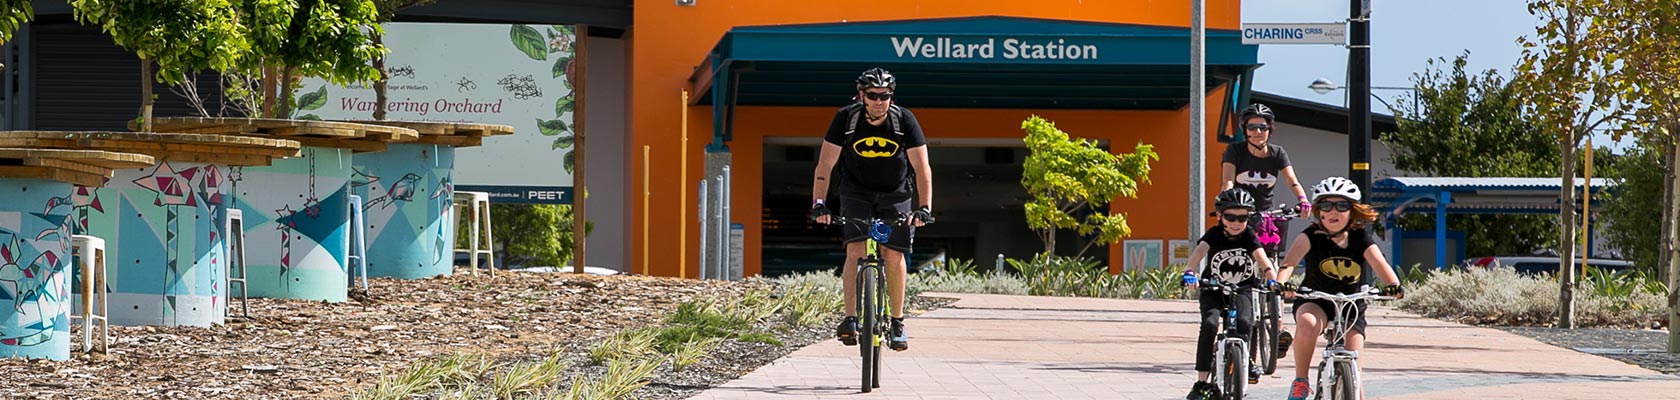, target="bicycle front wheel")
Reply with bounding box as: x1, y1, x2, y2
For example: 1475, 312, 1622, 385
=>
859, 265, 879, 393
1329, 360, 1358, 400
1221, 341, 1247, 400
871, 271, 886, 389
